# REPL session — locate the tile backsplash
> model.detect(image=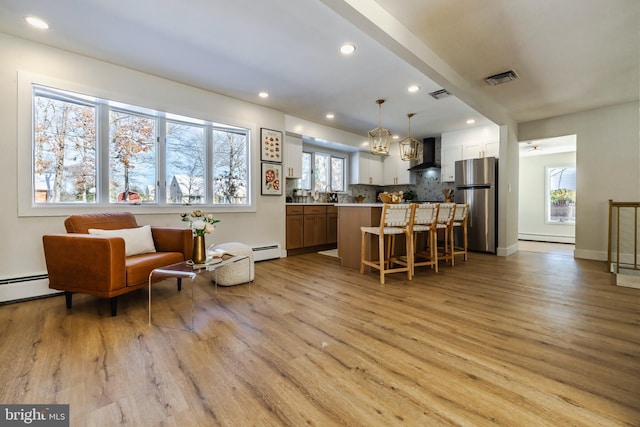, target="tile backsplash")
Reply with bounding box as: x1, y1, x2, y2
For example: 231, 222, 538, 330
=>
285, 168, 455, 203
